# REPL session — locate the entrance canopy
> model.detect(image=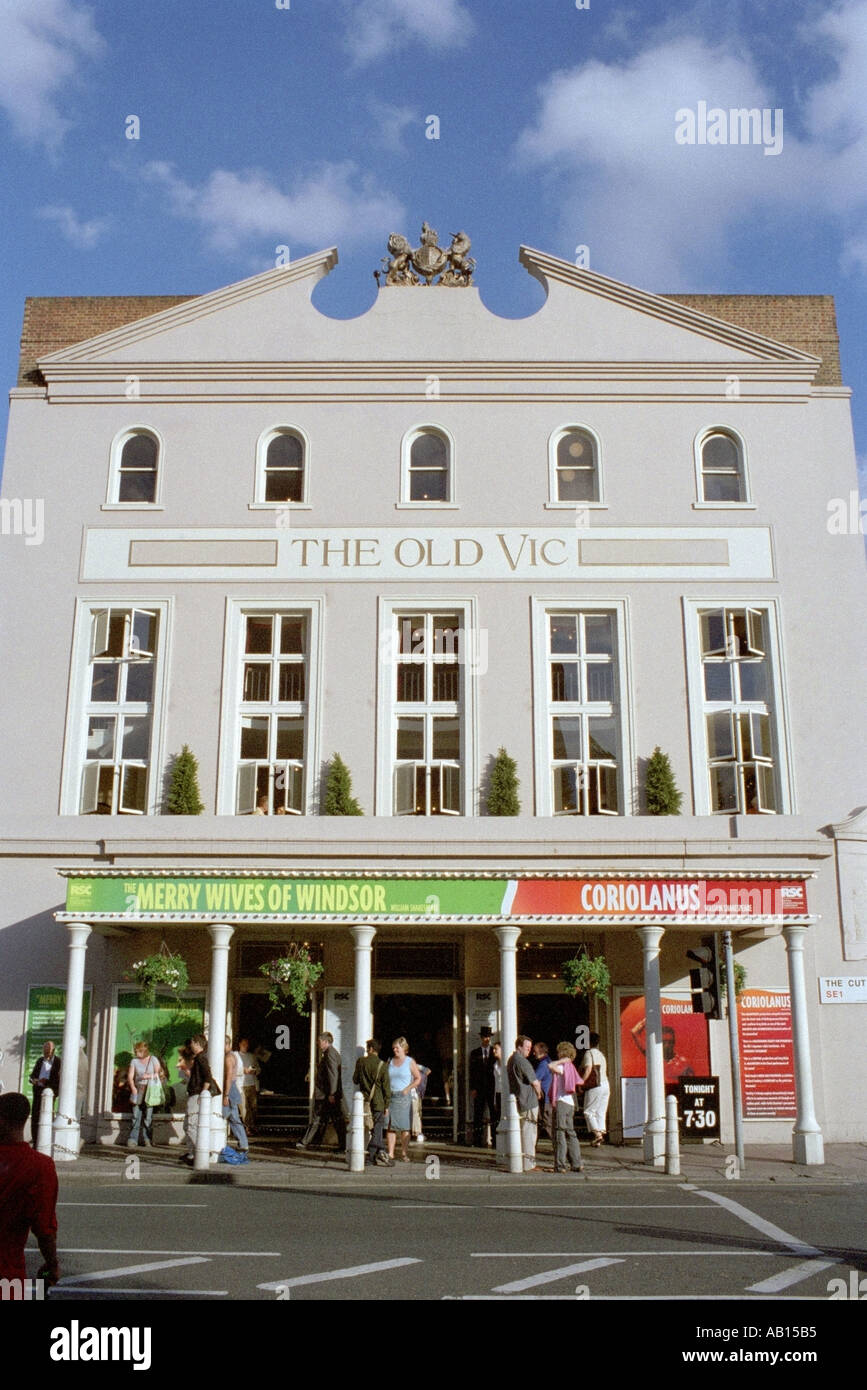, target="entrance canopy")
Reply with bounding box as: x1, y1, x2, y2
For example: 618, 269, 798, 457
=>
56, 869, 814, 931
